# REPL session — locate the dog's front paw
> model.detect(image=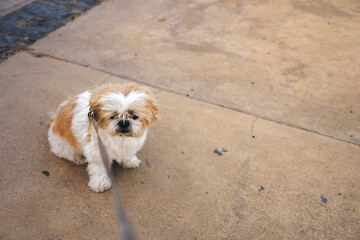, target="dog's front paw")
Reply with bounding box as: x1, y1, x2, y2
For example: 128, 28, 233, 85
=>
72, 155, 87, 165
122, 156, 141, 169
88, 175, 111, 192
